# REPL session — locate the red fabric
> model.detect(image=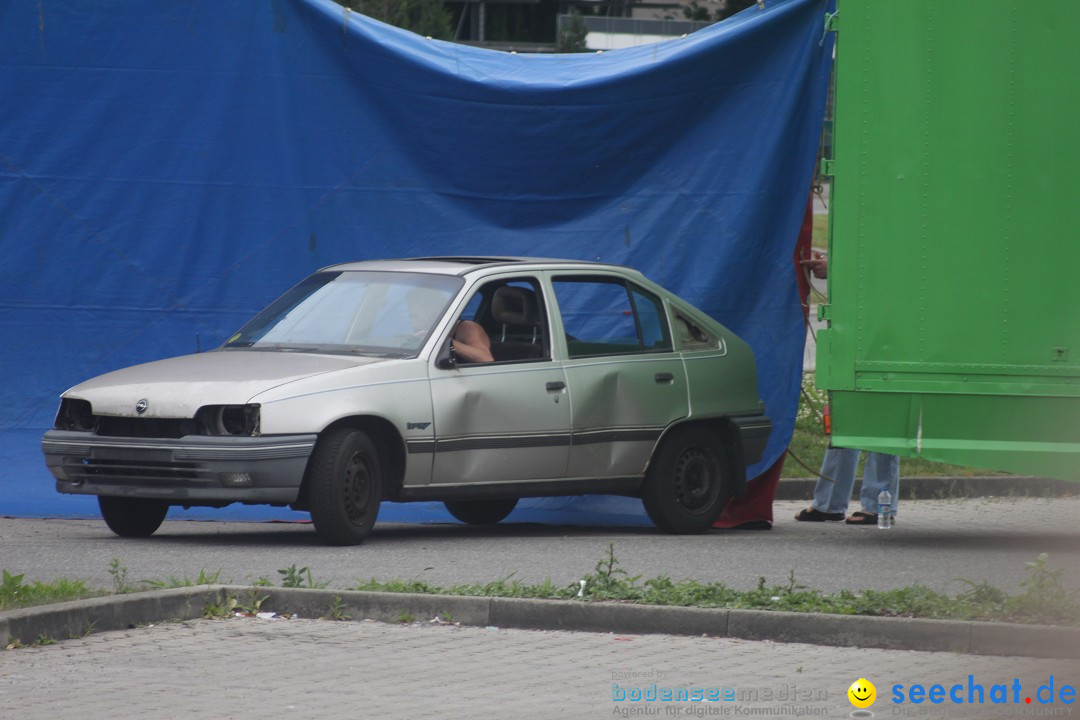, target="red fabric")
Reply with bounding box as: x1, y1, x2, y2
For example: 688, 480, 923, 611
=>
712, 454, 785, 527
713, 193, 815, 528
